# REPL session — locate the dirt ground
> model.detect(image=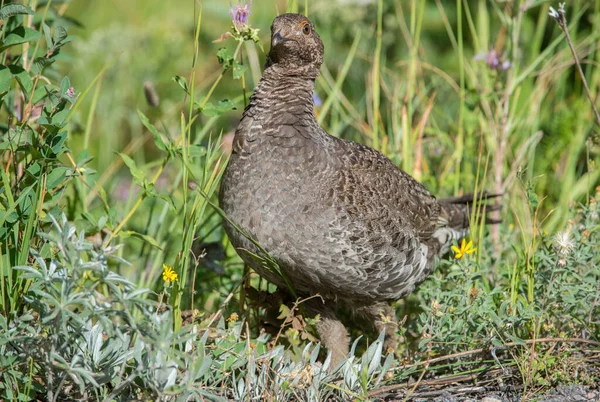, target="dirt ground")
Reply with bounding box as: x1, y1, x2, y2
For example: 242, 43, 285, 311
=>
375, 385, 600, 401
